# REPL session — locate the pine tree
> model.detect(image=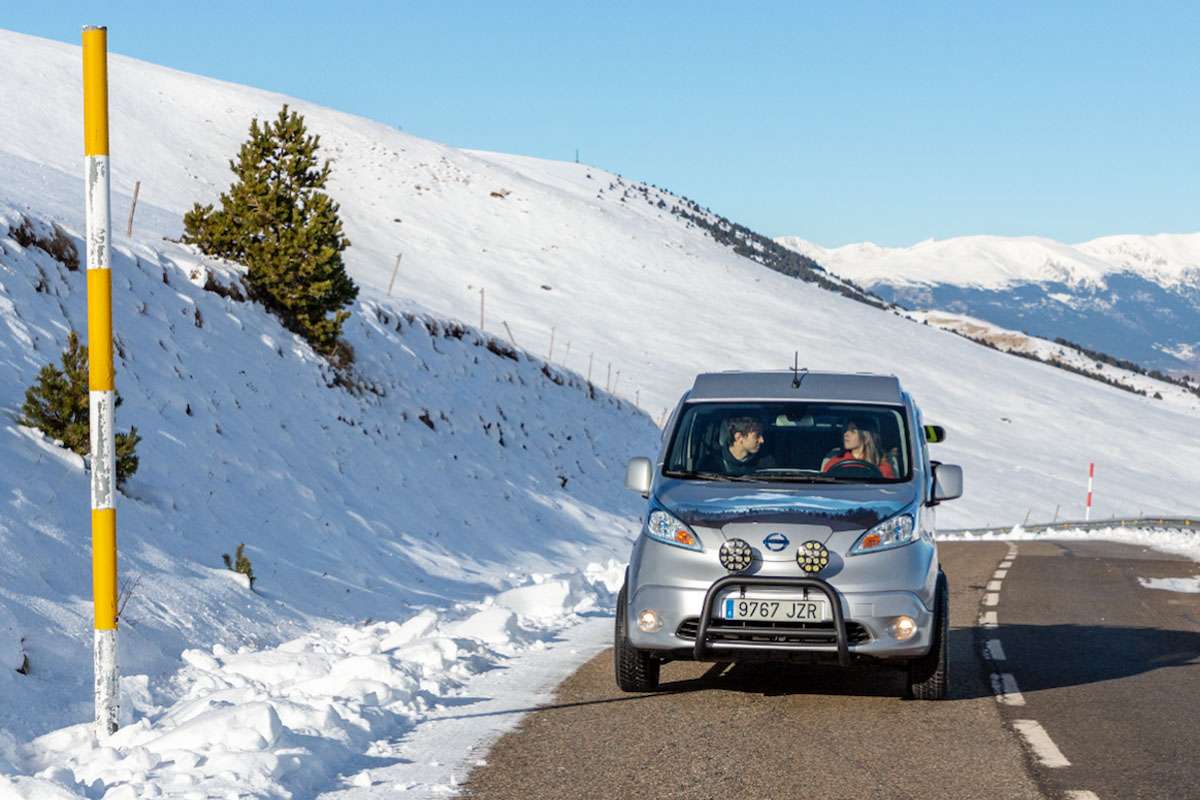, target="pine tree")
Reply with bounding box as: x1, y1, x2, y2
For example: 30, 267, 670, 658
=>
21, 332, 89, 454
183, 105, 357, 358
21, 332, 140, 487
